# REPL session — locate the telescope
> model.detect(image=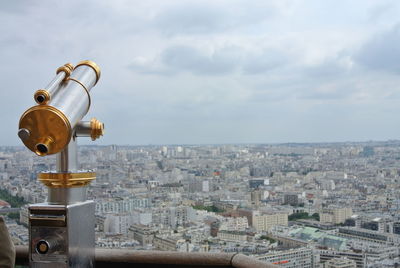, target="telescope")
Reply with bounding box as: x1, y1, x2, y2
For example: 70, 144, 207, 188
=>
18, 60, 104, 267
